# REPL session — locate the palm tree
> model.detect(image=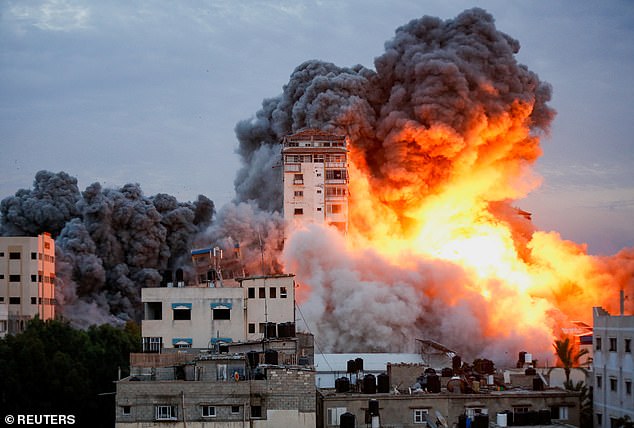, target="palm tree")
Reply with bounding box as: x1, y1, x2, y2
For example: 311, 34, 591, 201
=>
553, 336, 589, 384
